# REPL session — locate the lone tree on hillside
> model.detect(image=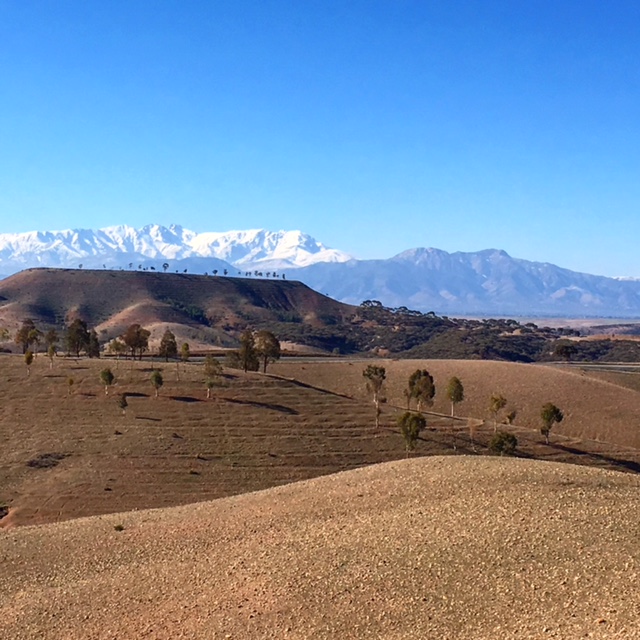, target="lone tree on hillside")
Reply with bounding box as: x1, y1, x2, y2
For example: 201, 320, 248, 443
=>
159, 330, 178, 361
123, 324, 150, 360
406, 369, 435, 412
150, 370, 164, 398
540, 403, 563, 444
100, 367, 115, 395
117, 394, 128, 416
24, 350, 34, 376
47, 343, 57, 369
446, 376, 464, 417
397, 411, 426, 454
180, 342, 191, 363
363, 364, 386, 428
65, 319, 90, 357
238, 330, 259, 372
254, 330, 281, 373
489, 393, 507, 432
